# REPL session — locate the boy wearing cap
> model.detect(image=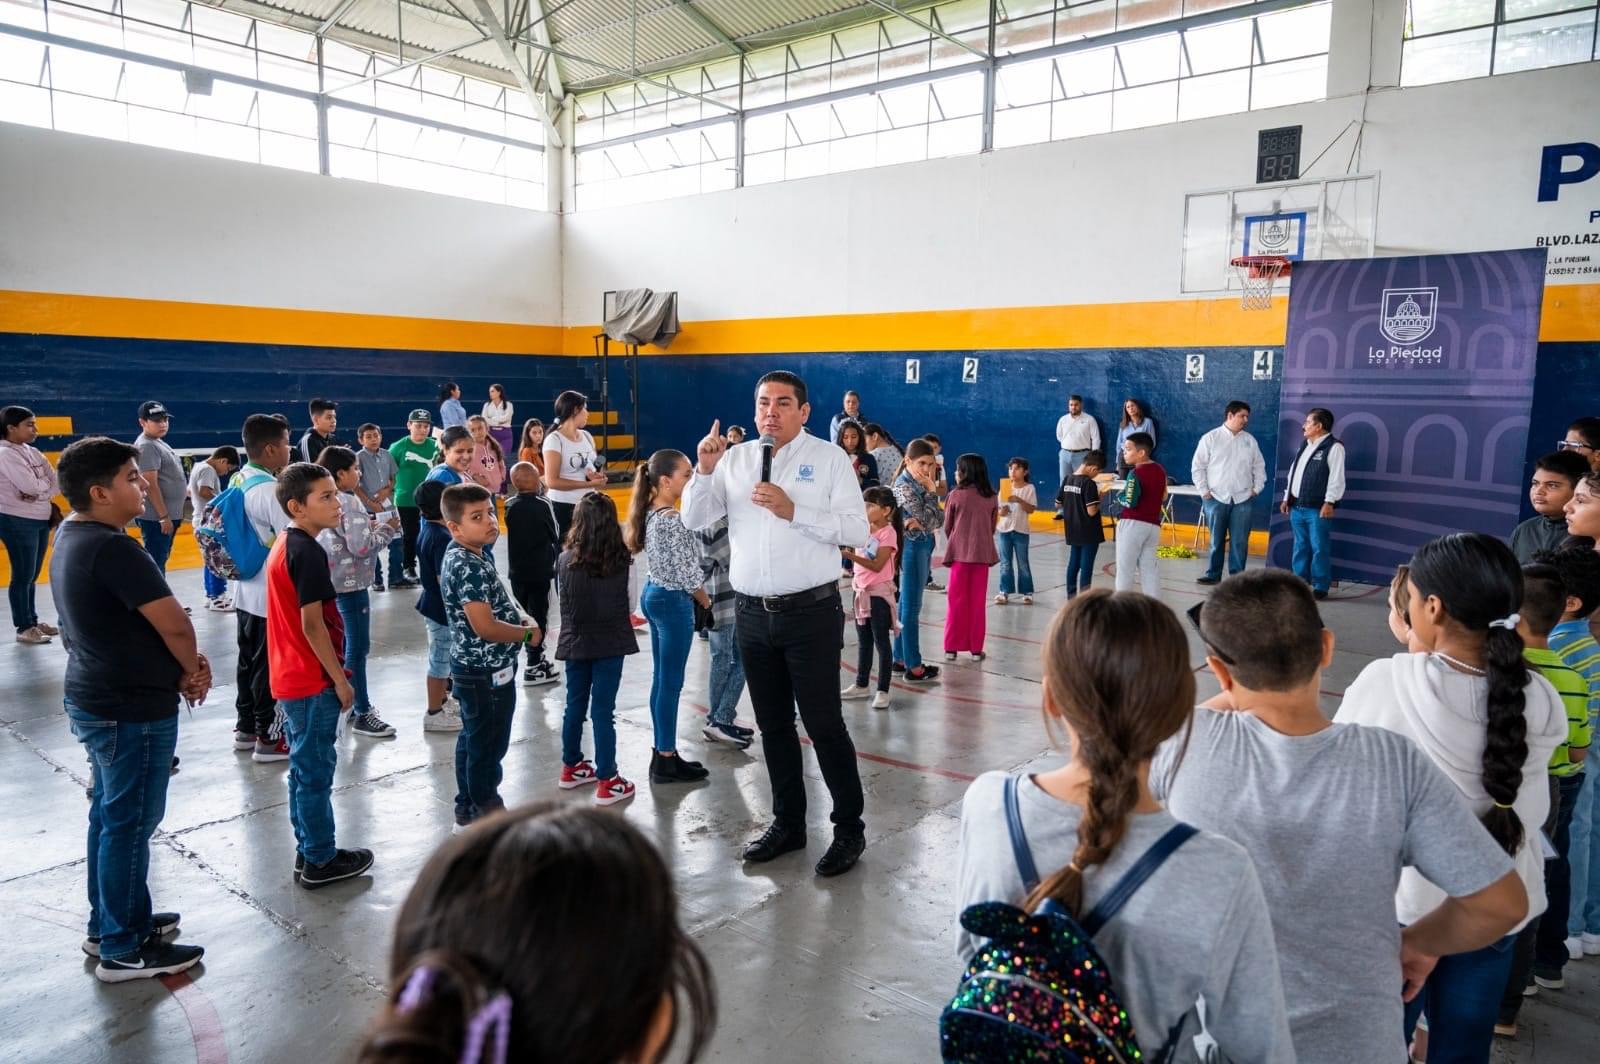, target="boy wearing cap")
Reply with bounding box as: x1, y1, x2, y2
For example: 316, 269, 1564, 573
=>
132, 401, 188, 576
388, 410, 440, 589
298, 399, 340, 464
